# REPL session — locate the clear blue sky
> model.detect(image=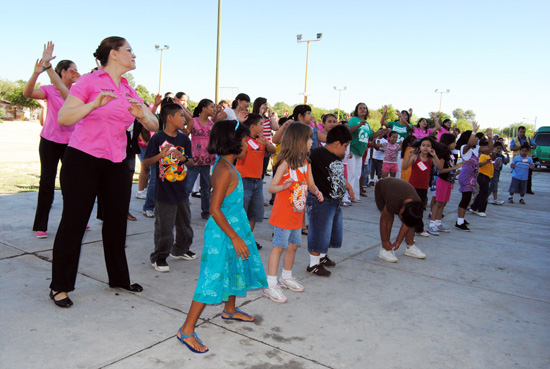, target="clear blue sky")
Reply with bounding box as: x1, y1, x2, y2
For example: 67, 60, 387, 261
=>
2, 0, 548, 129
